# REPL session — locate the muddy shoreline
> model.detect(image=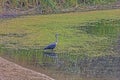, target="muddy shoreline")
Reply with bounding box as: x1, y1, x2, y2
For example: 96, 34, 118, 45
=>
0, 57, 54, 80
